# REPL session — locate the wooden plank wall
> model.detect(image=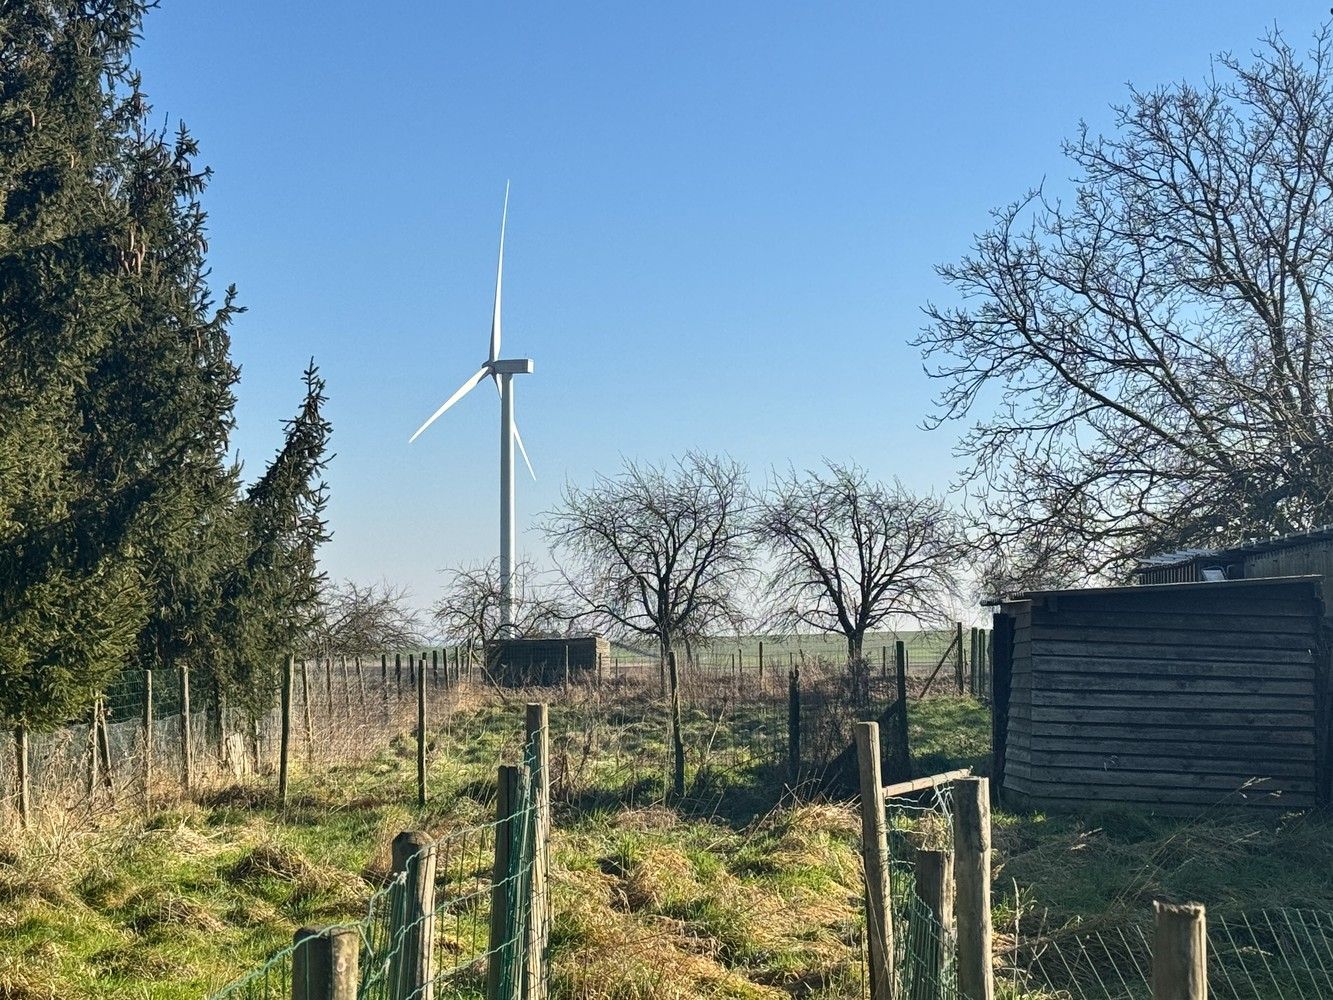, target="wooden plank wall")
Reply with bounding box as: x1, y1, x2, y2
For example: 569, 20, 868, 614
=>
1000, 578, 1326, 813
1245, 544, 1333, 608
